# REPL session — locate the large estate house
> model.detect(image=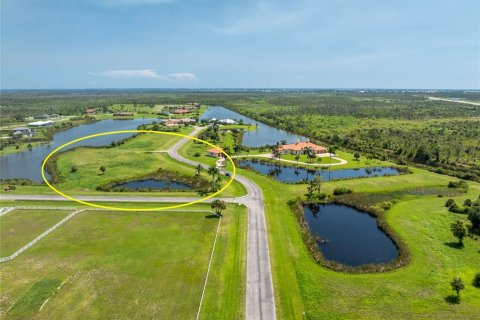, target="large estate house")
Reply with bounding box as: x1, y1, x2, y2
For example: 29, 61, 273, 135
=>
206, 147, 223, 158
276, 141, 327, 155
